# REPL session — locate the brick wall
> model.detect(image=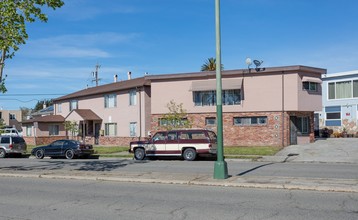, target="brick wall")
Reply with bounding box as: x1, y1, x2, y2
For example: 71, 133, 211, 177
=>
152, 111, 314, 147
